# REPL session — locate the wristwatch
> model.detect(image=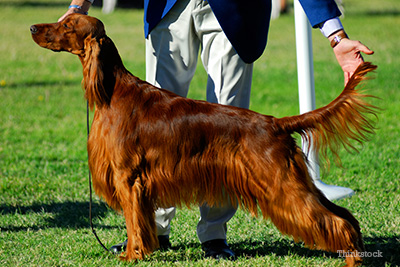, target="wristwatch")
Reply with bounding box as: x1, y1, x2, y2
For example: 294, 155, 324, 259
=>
330, 32, 348, 48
